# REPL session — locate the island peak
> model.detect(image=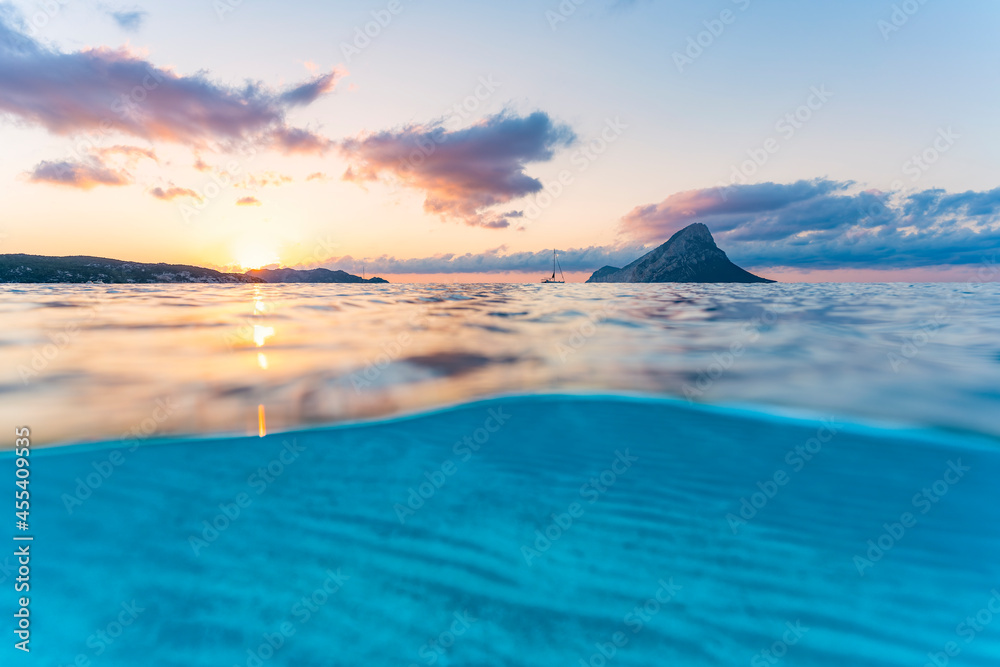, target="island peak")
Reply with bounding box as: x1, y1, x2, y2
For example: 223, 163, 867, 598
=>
585, 224, 773, 283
